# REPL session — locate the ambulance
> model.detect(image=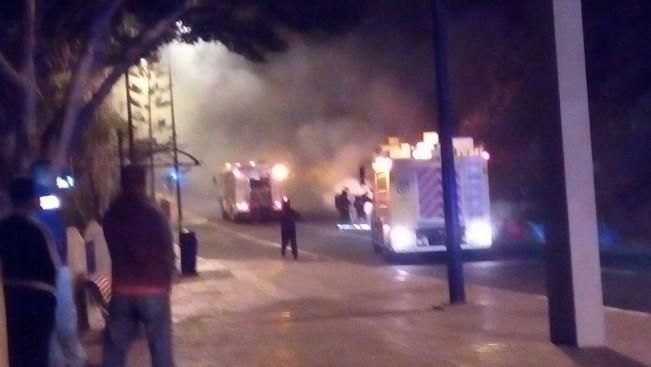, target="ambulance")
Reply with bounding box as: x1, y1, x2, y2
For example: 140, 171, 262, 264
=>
370, 132, 492, 258
218, 161, 289, 221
